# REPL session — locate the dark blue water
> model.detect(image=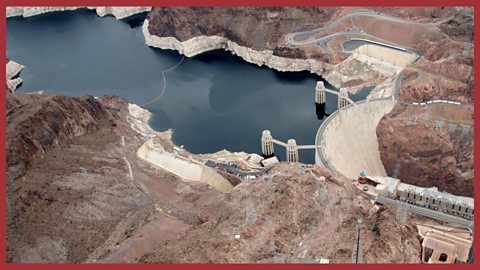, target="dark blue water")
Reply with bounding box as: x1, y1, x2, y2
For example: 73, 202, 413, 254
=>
7, 10, 342, 163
